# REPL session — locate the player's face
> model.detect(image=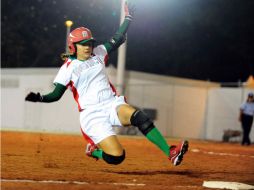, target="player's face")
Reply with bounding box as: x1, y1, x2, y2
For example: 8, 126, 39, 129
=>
76, 42, 93, 61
